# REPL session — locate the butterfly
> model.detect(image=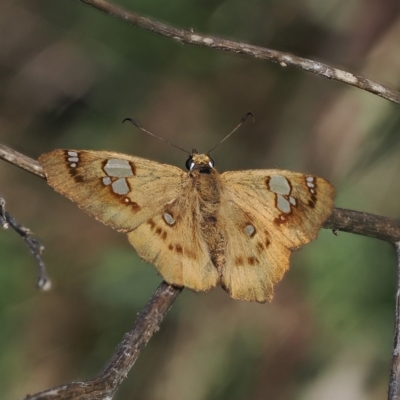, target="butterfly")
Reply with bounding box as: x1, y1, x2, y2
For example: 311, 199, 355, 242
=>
38, 136, 335, 303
